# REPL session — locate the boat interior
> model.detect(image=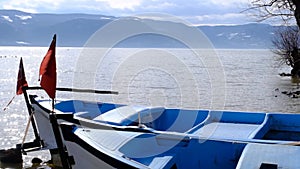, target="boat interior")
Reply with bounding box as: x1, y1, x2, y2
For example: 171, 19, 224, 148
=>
54, 99, 300, 142
47, 99, 300, 168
